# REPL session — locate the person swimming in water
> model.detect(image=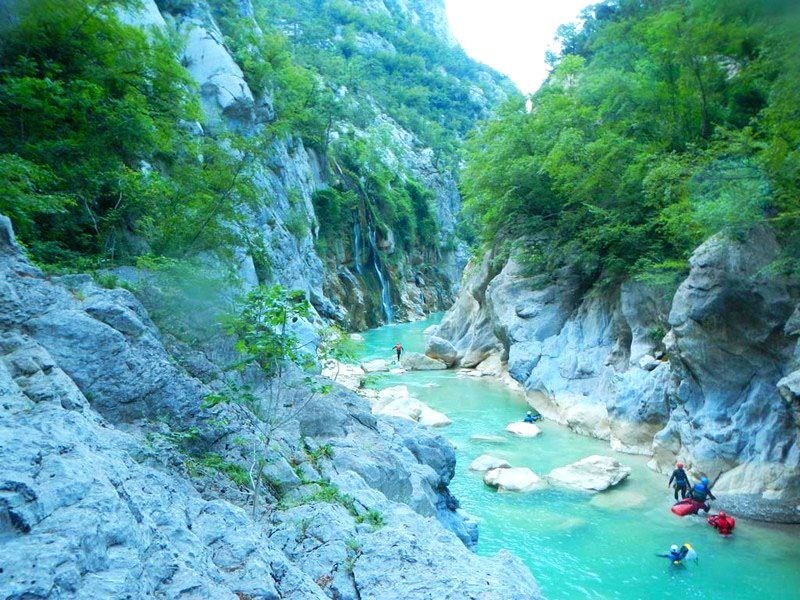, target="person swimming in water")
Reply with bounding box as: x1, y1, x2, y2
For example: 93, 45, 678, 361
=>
657, 544, 697, 565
